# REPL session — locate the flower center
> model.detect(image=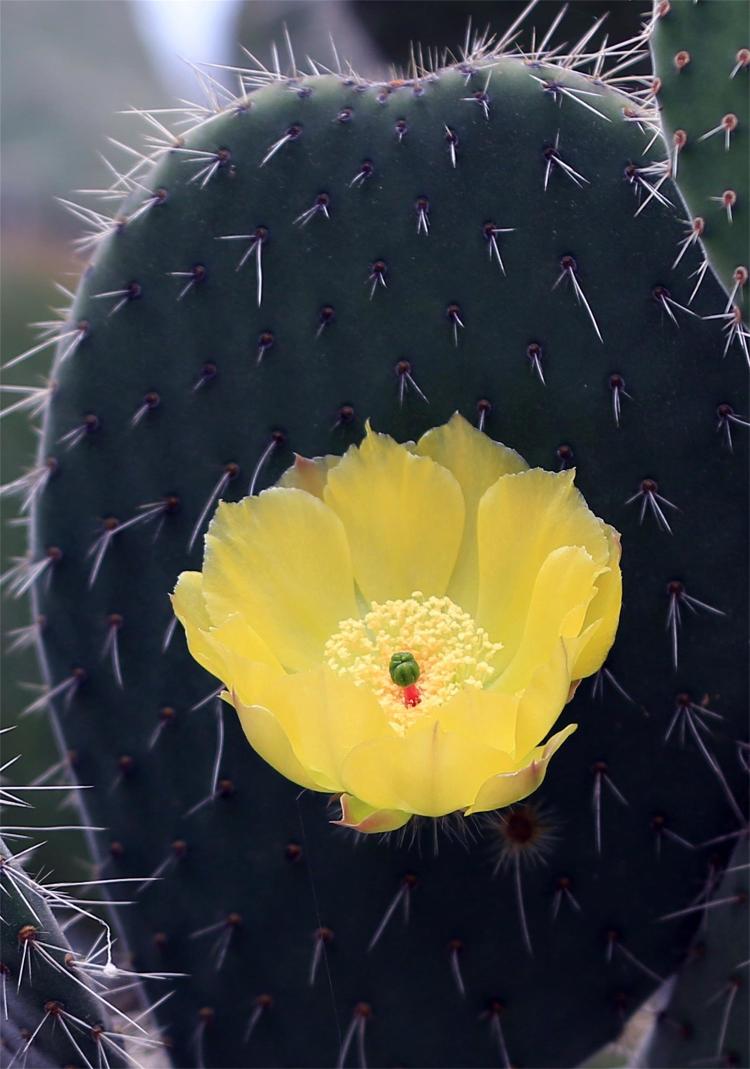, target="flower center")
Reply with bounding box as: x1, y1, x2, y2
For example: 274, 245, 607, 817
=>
324, 592, 502, 731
